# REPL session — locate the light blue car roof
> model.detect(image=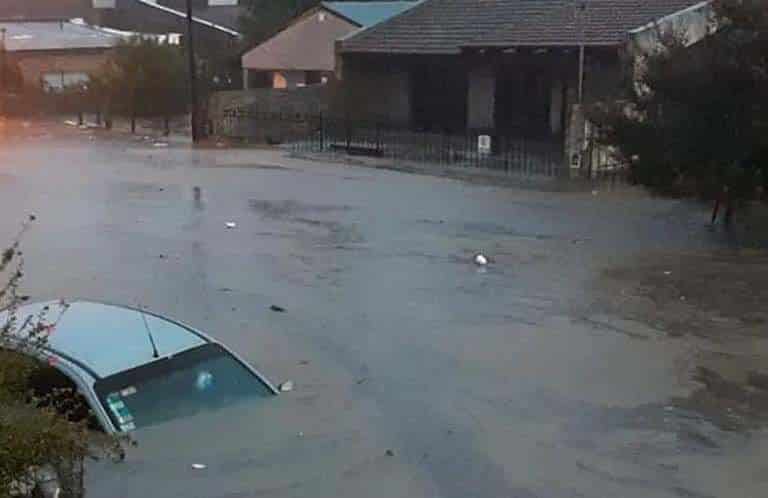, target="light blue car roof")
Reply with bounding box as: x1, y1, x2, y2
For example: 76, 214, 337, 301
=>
3, 301, 207, 379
